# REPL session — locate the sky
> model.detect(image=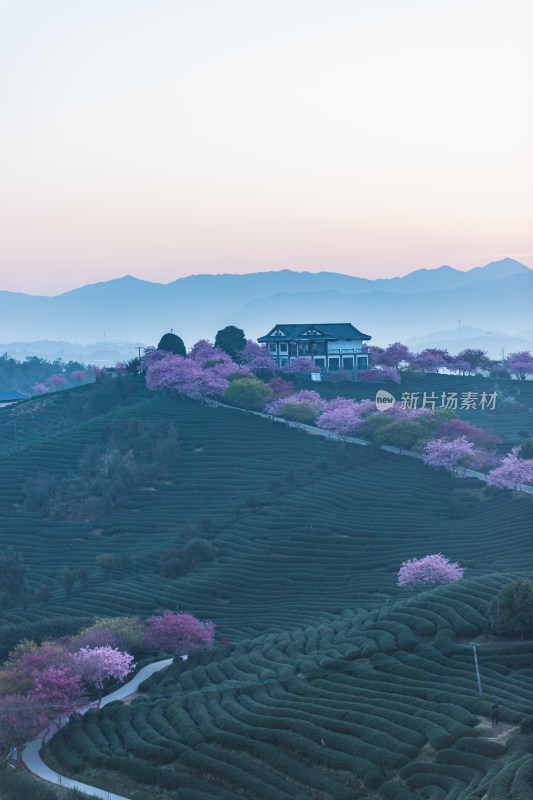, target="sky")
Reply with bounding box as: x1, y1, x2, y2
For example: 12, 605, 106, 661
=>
1, 0, 532, 295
